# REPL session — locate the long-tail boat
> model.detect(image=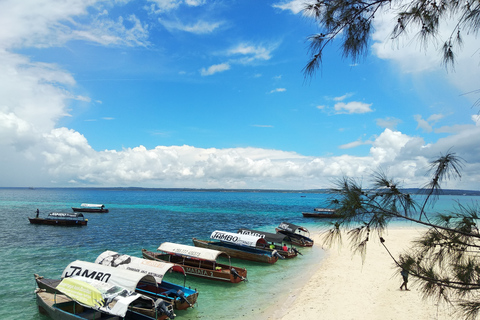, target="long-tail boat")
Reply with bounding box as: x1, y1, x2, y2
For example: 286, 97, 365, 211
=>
28, 212, 88, 226
35, 260, 176, 320
72, 203, 109, 213
275, 222, 314, 247
192, 230, 281, 264
302, 208, 343, 218
237, 228, 300, 258
142, 242, 247, 283
36, 276, 164, 320
95, 250, 198, 310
